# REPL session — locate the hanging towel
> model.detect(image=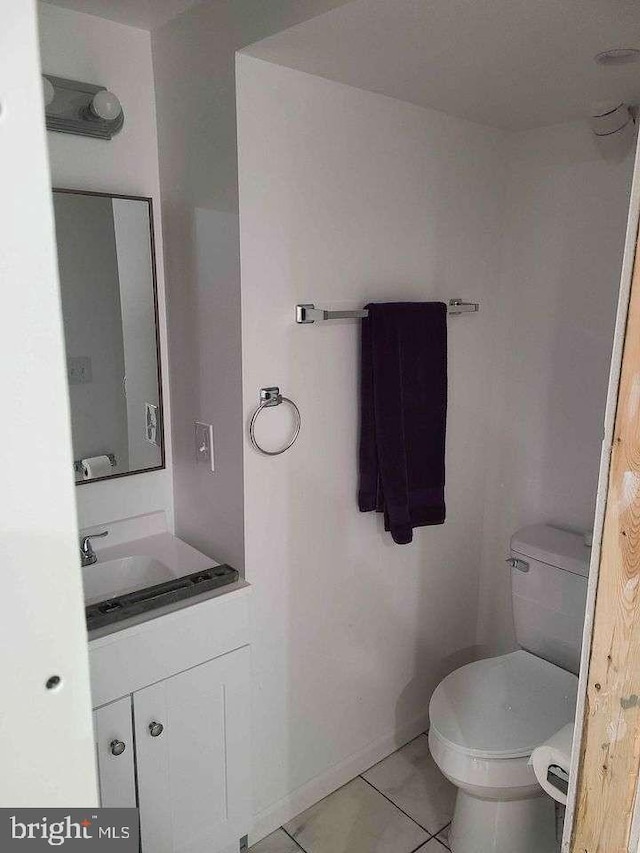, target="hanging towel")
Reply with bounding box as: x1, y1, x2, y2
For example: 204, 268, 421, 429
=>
358, 302, 447, 544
